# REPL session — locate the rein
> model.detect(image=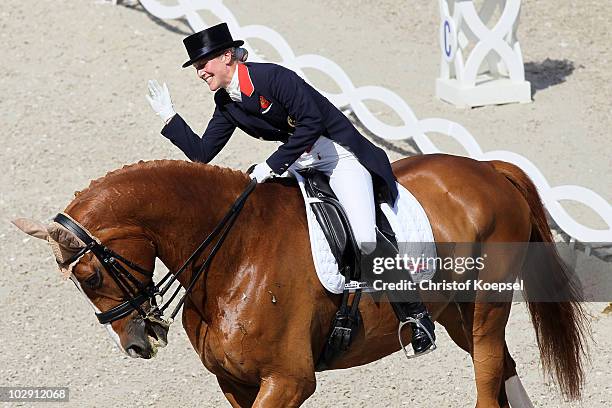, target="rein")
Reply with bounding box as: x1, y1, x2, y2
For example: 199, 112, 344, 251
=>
54, 179, 257, 325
